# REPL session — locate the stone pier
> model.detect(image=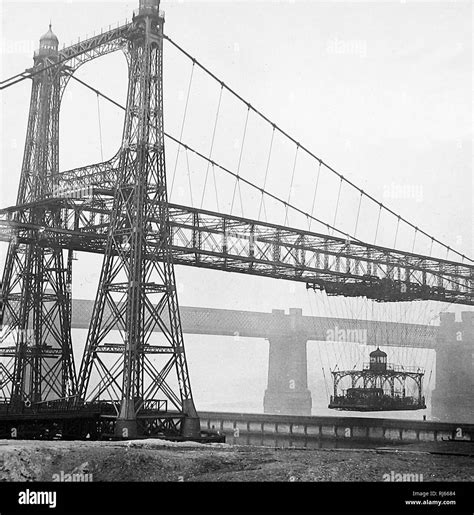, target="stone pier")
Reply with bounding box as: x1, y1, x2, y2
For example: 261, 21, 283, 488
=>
263, 308, 312, 416
431, 311, 474, 423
